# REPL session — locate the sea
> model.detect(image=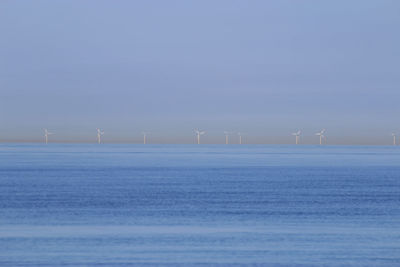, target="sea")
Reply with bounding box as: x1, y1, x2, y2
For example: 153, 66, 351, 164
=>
0, 144, 399, 266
